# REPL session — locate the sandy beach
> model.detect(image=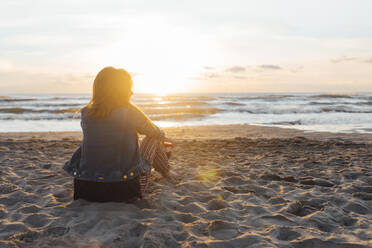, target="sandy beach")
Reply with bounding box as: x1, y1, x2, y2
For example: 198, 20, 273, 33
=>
0, 124, 371, 247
